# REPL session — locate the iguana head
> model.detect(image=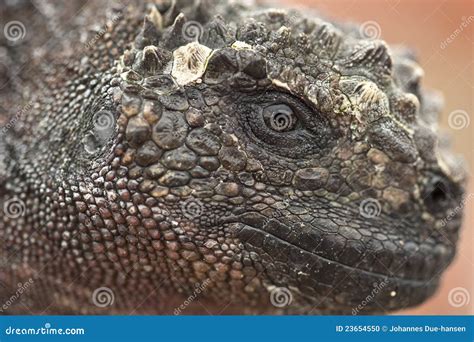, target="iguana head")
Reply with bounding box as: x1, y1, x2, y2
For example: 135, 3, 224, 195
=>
1, 0, 467, 314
